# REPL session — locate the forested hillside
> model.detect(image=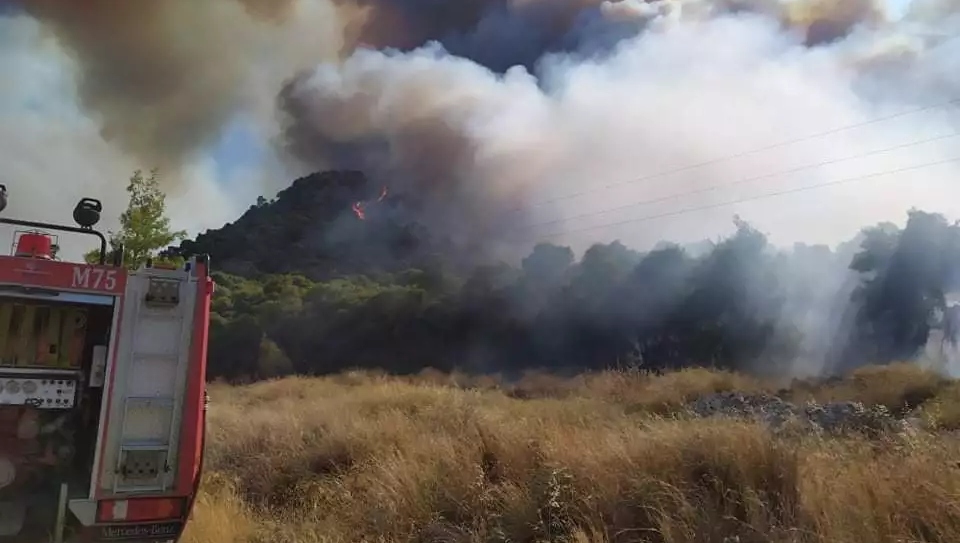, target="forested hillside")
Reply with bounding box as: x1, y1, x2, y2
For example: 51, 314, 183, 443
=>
175, 171, 960, 382
178, 170, 456, 280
